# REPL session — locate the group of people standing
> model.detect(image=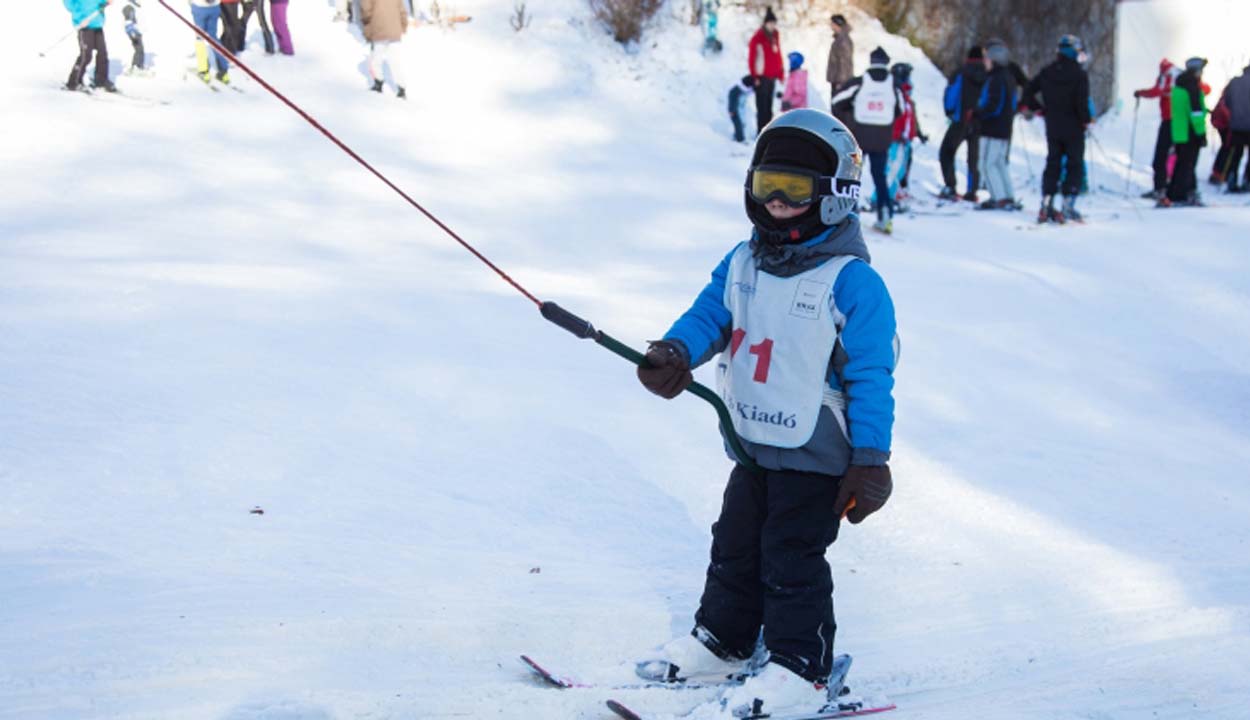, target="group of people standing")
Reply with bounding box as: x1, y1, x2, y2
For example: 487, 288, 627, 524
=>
60, 0, 295, 93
